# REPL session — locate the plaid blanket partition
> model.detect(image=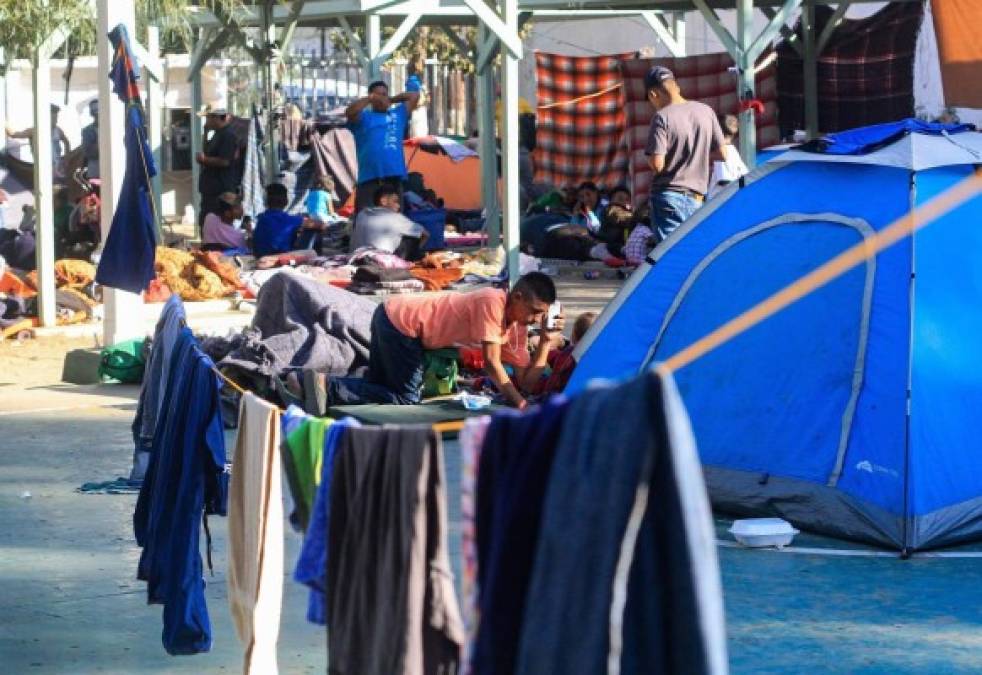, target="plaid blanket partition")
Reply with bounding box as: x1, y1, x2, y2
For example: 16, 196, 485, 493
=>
777, 2, 923, 138
533, 52, 632, 190
621, 54, 780, 207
